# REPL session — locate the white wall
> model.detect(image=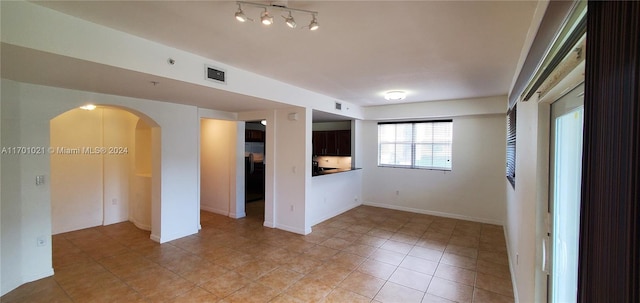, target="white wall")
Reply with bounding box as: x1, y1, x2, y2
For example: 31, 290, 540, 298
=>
50, 108, 138, 234
0, 80, 201, 295
200, 119, 242, 217
273, 108, 310, 234
504, 94, 552, 303
309, 170, 362, 226
361, 114, 507, 224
